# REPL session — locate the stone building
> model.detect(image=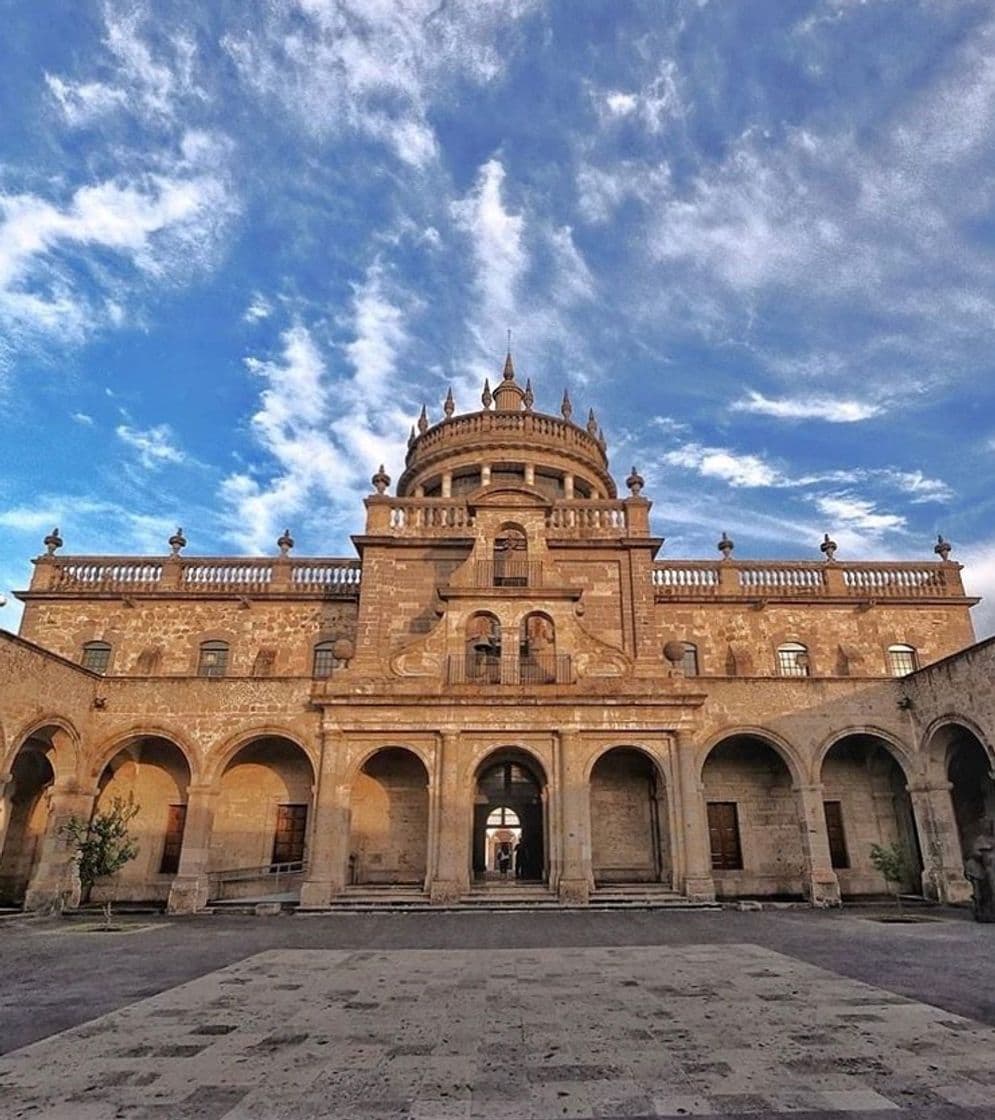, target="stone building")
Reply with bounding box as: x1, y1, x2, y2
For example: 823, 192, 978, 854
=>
1, 355, 993, 913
